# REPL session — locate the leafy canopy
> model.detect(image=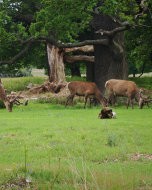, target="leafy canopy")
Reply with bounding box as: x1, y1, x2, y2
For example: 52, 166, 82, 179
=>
0, 0, 152, 74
